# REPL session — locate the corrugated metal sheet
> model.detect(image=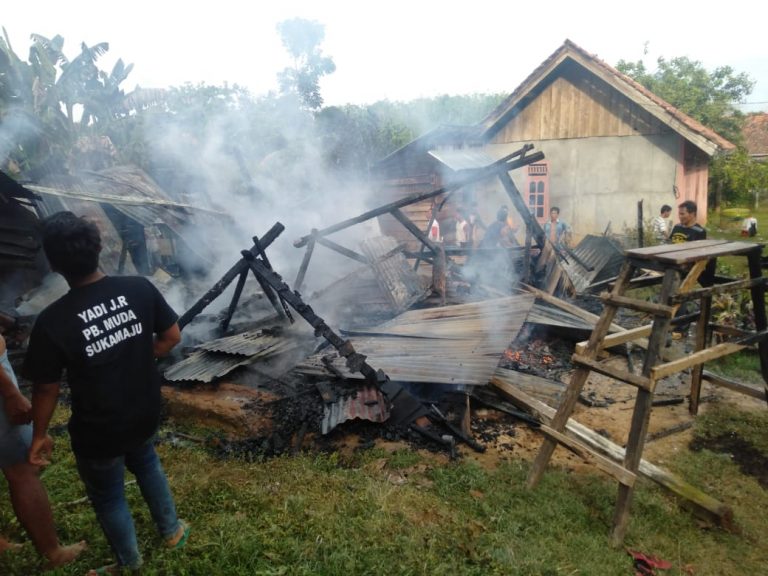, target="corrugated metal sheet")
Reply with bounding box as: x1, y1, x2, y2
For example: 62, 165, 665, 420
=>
198, 330, 284, 356
295, 295, 535, 386
321, 386, 390, 434
164, 330, 302, 383
561, 235, 624, 293
28, 166, 230, 264
428, 148, 497, 172
163, 350, 255, 383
